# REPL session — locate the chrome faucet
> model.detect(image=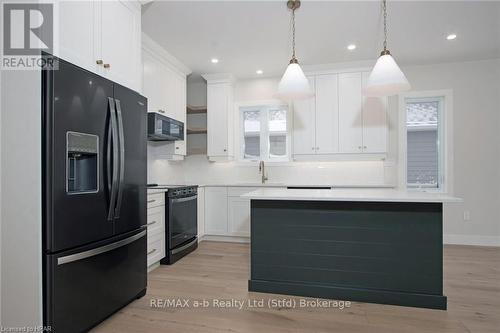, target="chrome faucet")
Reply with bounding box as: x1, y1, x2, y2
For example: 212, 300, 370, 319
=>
259, 160, 268, 184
